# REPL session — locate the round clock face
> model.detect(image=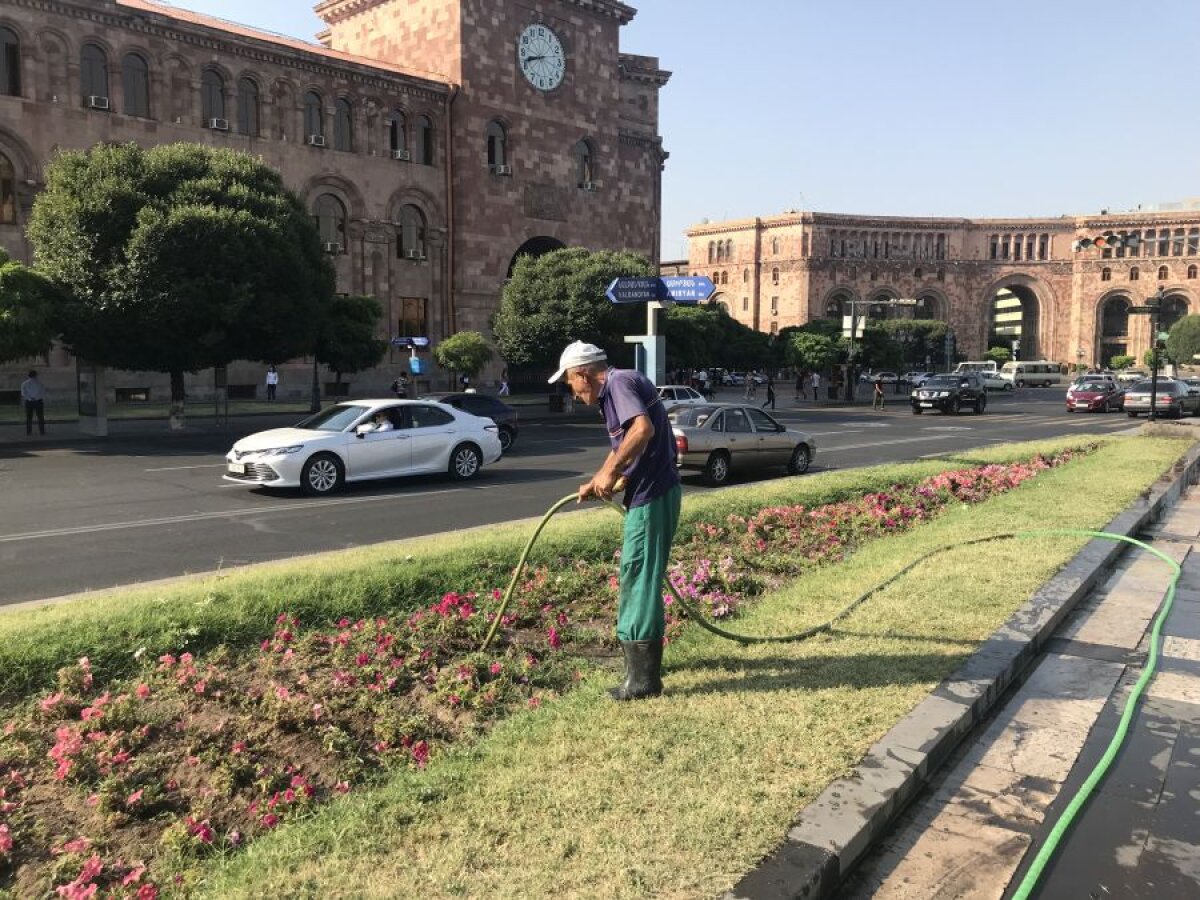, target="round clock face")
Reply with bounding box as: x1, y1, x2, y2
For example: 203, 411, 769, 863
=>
517, 24, 566, 92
